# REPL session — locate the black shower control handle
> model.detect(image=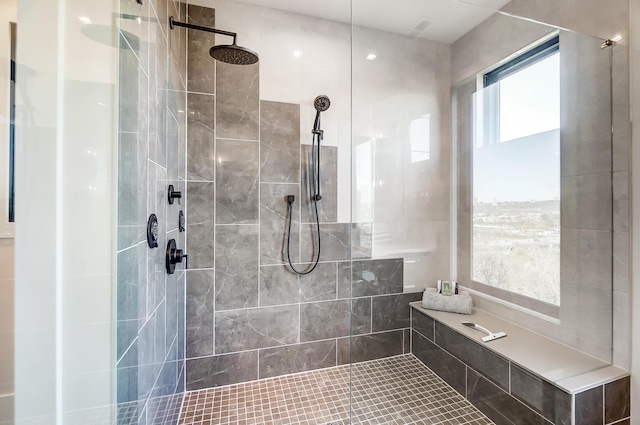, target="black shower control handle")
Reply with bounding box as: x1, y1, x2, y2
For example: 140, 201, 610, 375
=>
168, 185, 182, 205
166, 239, 189, 274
